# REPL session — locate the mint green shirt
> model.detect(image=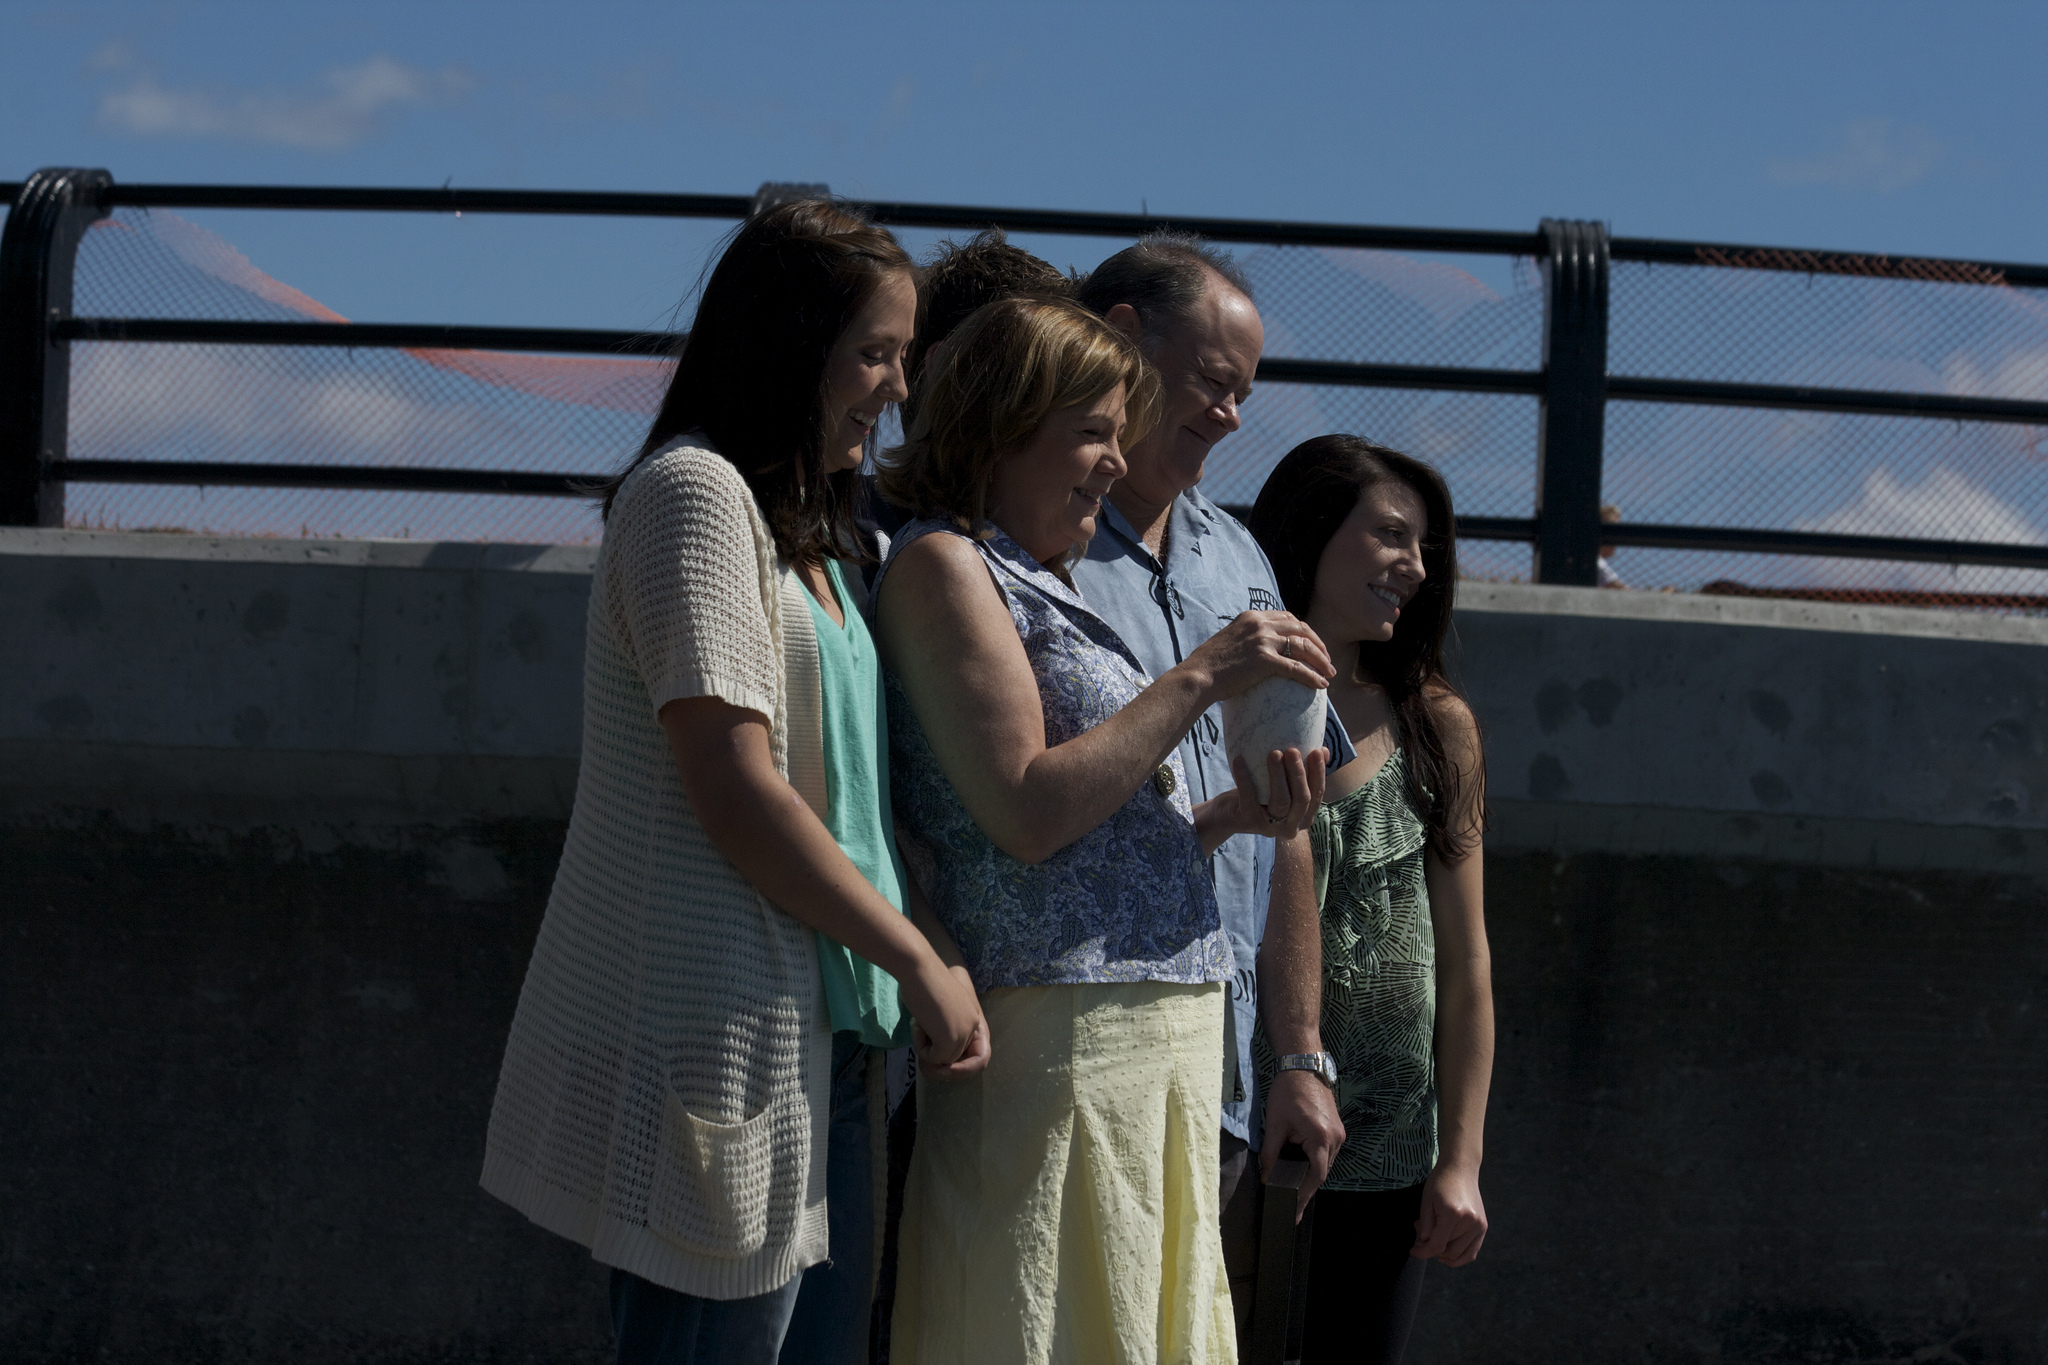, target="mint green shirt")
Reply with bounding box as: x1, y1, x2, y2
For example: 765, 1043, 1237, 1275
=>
806, 559, 912, 1047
